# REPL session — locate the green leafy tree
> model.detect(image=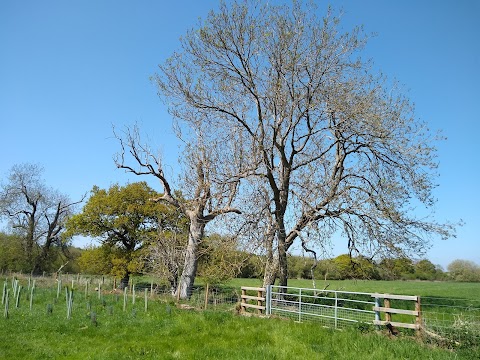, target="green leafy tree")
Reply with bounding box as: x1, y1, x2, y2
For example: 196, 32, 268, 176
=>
332, 254, 377, 280
0, 232, 27, 272
379, 257, 415, 280
66, 182, 180, 287
197, 234, 245, 285
238, 254, 263, 279
77, 244, 113, 275
415, 259, 439, 280
447, 259, 480, 282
